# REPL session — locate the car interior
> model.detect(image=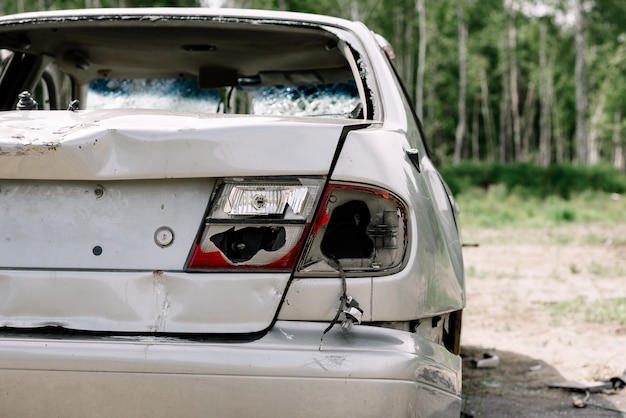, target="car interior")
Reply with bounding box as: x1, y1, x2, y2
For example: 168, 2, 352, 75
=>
0, 16, 369, 117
